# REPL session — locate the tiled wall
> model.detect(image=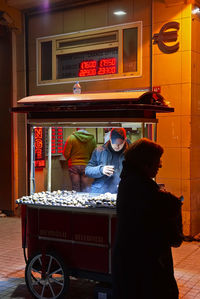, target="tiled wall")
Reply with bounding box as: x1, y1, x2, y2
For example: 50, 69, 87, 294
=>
191, 16, 200, 234
154, 1, 193, 235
